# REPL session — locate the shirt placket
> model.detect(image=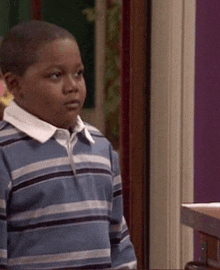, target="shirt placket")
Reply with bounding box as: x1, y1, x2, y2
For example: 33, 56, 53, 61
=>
66, 136, 76, 174
55, 129, 77, 174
